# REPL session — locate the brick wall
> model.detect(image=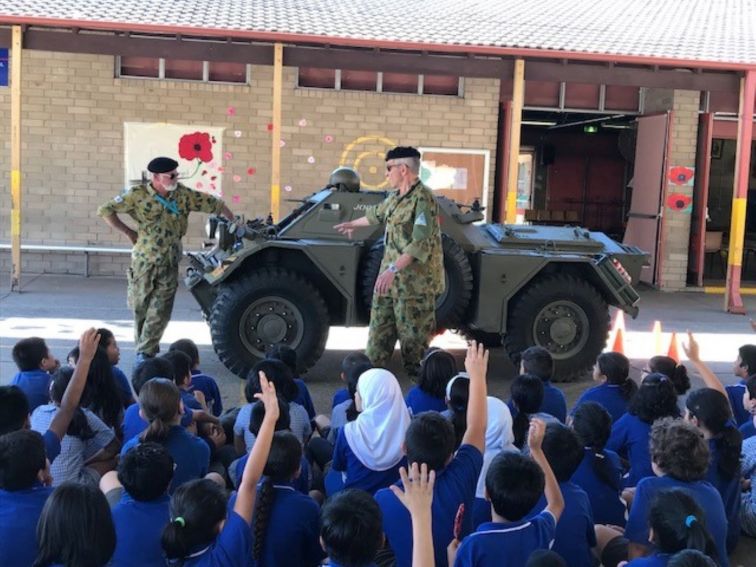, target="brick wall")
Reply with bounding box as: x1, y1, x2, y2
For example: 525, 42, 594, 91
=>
0, 51, 499, 276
